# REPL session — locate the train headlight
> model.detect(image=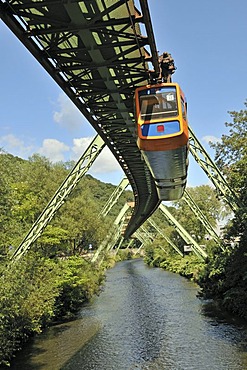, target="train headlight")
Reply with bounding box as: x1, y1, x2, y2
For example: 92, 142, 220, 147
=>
157, 125, 165, 133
